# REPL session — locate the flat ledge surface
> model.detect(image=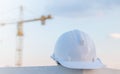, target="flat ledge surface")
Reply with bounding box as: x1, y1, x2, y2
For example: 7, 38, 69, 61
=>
0, 65, 119, 74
